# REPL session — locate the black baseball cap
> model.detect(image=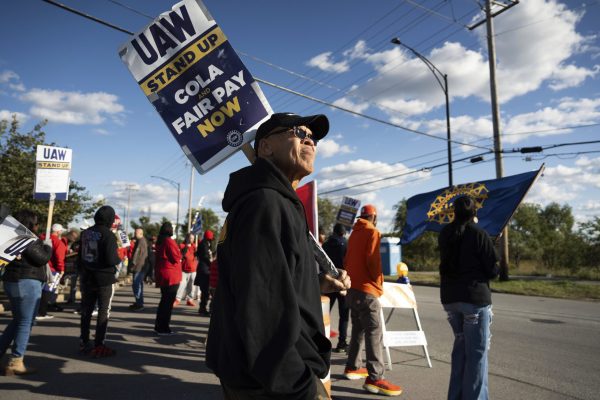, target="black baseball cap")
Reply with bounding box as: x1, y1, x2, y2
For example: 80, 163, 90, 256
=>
253, 112, 329, 152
